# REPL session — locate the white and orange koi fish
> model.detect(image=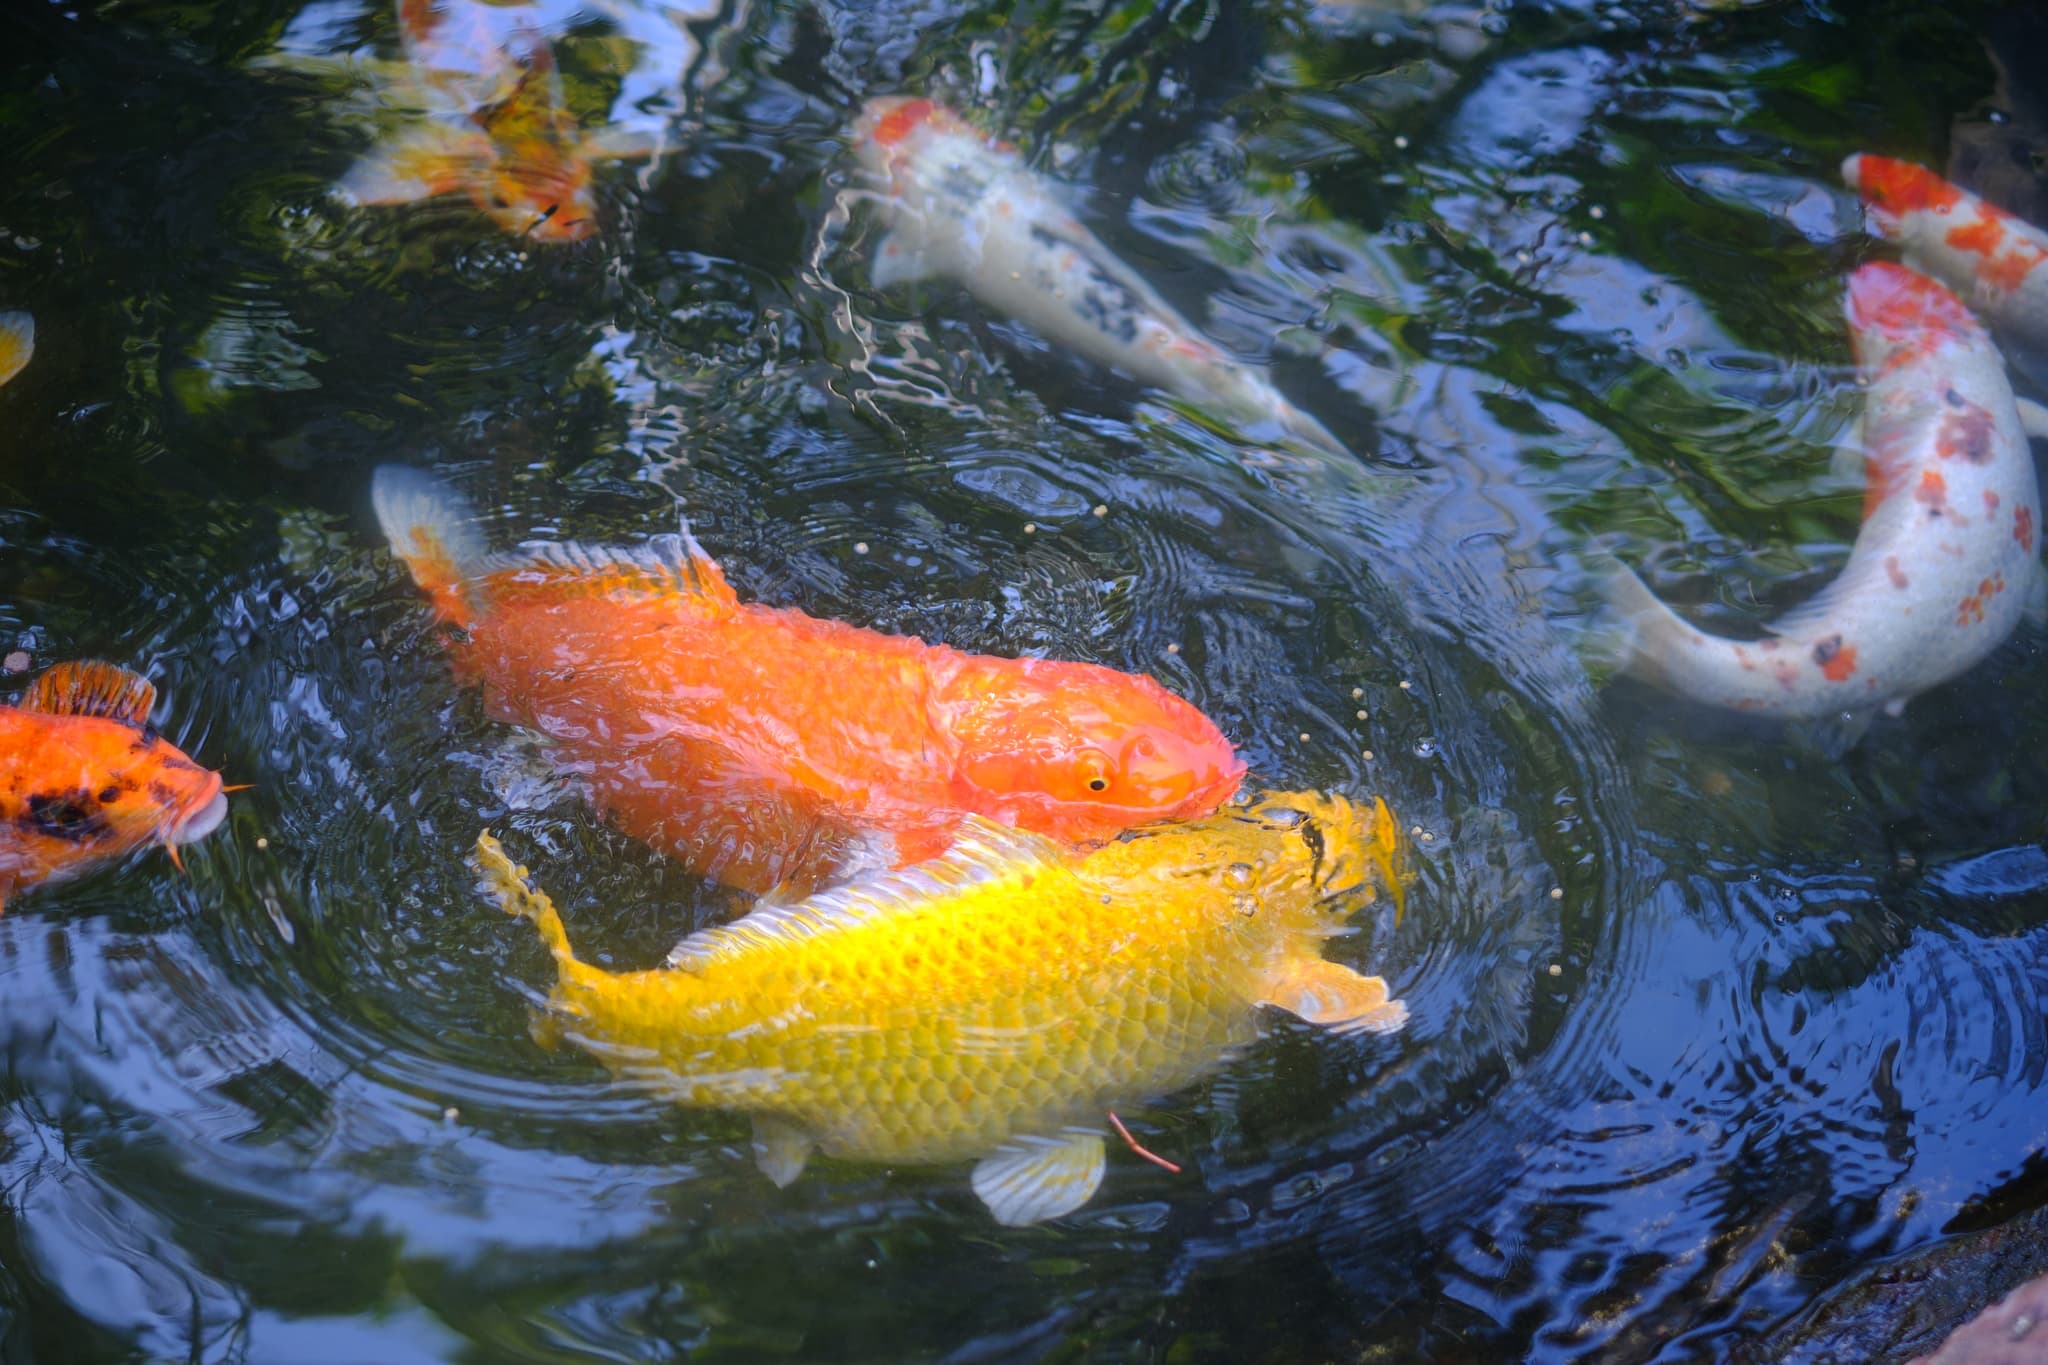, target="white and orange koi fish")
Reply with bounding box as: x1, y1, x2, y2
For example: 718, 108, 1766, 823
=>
1604, 261, 2042, 719
849, 97, 1350, 458
1843, 154, 2048, 380
337, 0, 654, 242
